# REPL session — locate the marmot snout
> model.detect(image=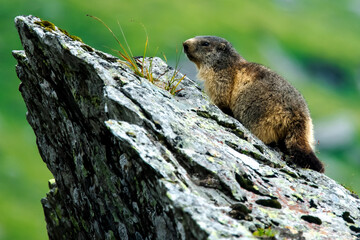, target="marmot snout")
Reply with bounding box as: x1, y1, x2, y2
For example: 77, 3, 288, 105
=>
183, 36, 324, 173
